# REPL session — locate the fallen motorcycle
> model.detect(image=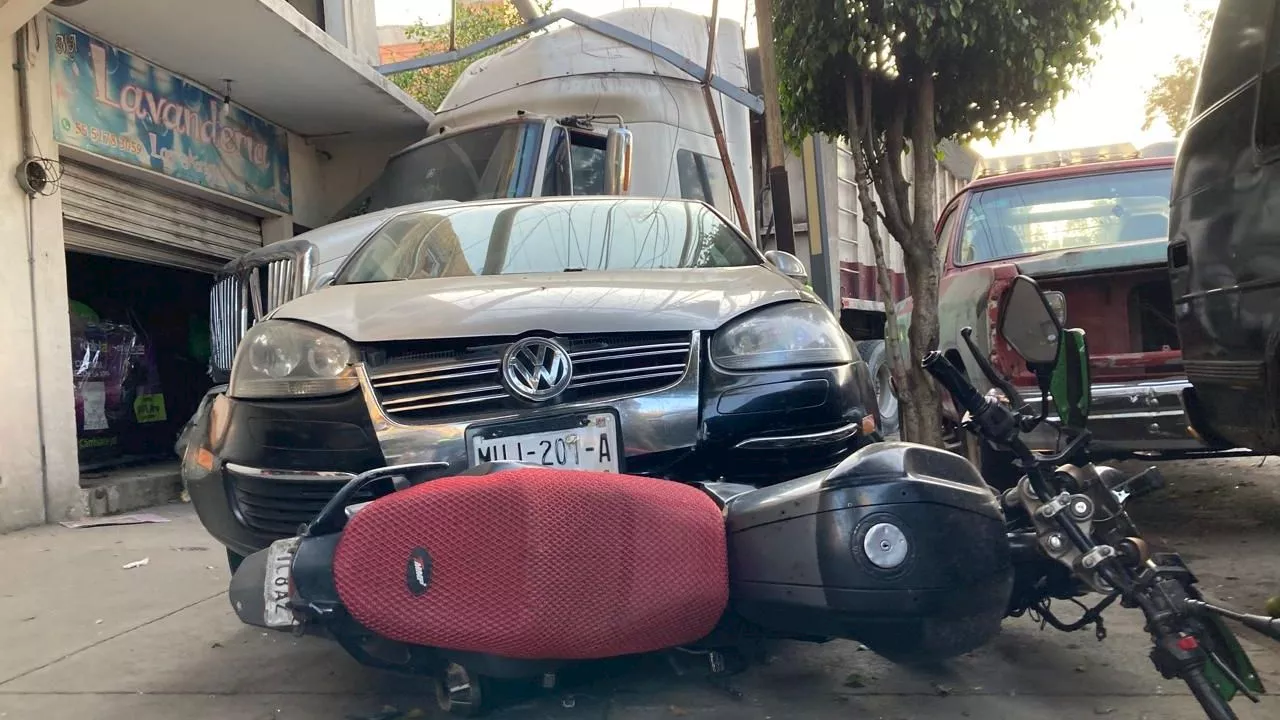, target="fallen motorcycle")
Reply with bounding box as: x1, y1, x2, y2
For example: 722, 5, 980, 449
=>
925, 274, 1276, 720
226, 275, 1278, 718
